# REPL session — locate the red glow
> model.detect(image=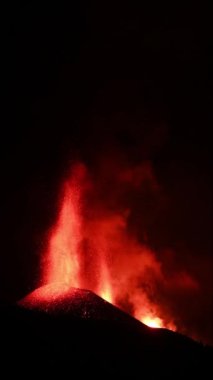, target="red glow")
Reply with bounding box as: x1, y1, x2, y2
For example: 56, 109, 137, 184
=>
33, 162, 199, 333
22, 282, 71, 304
